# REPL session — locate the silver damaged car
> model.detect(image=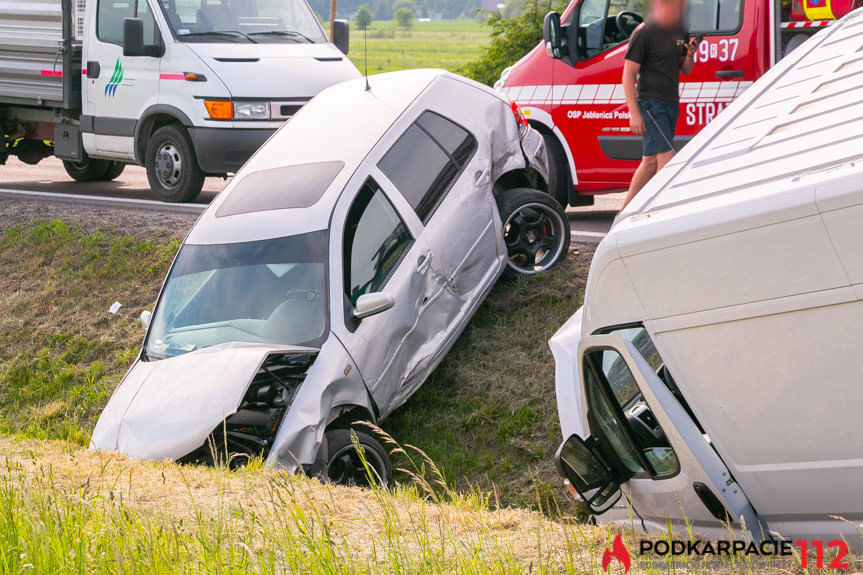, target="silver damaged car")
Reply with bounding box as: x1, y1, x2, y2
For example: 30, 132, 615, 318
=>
90, 70, 571, 485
